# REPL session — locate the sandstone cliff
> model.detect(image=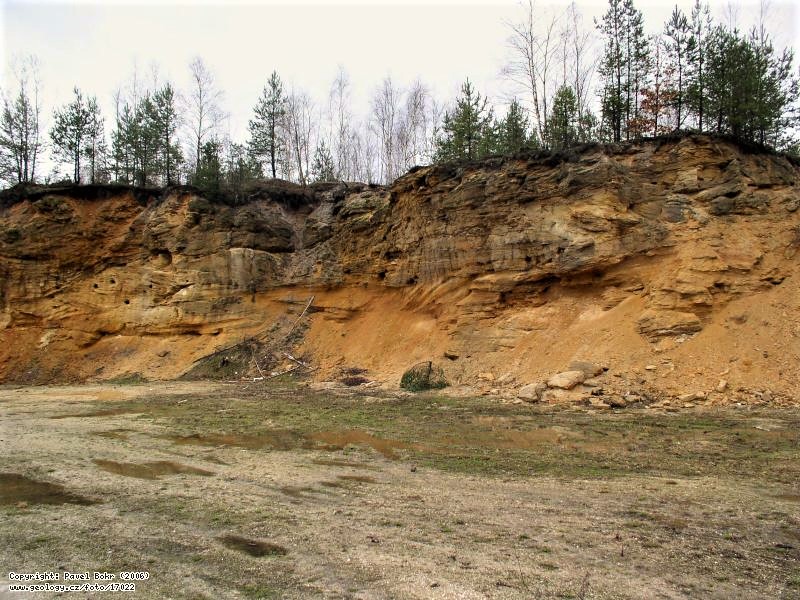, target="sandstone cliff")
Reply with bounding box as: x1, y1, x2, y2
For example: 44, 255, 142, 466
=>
1, 135, 799, 405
